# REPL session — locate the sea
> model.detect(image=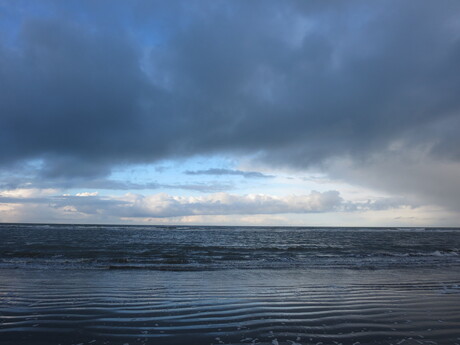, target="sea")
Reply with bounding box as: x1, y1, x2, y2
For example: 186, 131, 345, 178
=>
1, 223, 460, 345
